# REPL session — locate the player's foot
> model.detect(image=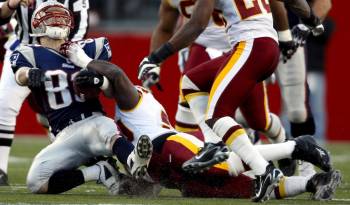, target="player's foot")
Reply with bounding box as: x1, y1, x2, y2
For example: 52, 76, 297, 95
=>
306, 170, 342, 200
182, 142, 229, 173
278, 158, 297, 176
96, 160, 120, 195
291, 135, 331, 172
127, 135, 153, 179
0, 169, 9, 186
252, 164, 283, 202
